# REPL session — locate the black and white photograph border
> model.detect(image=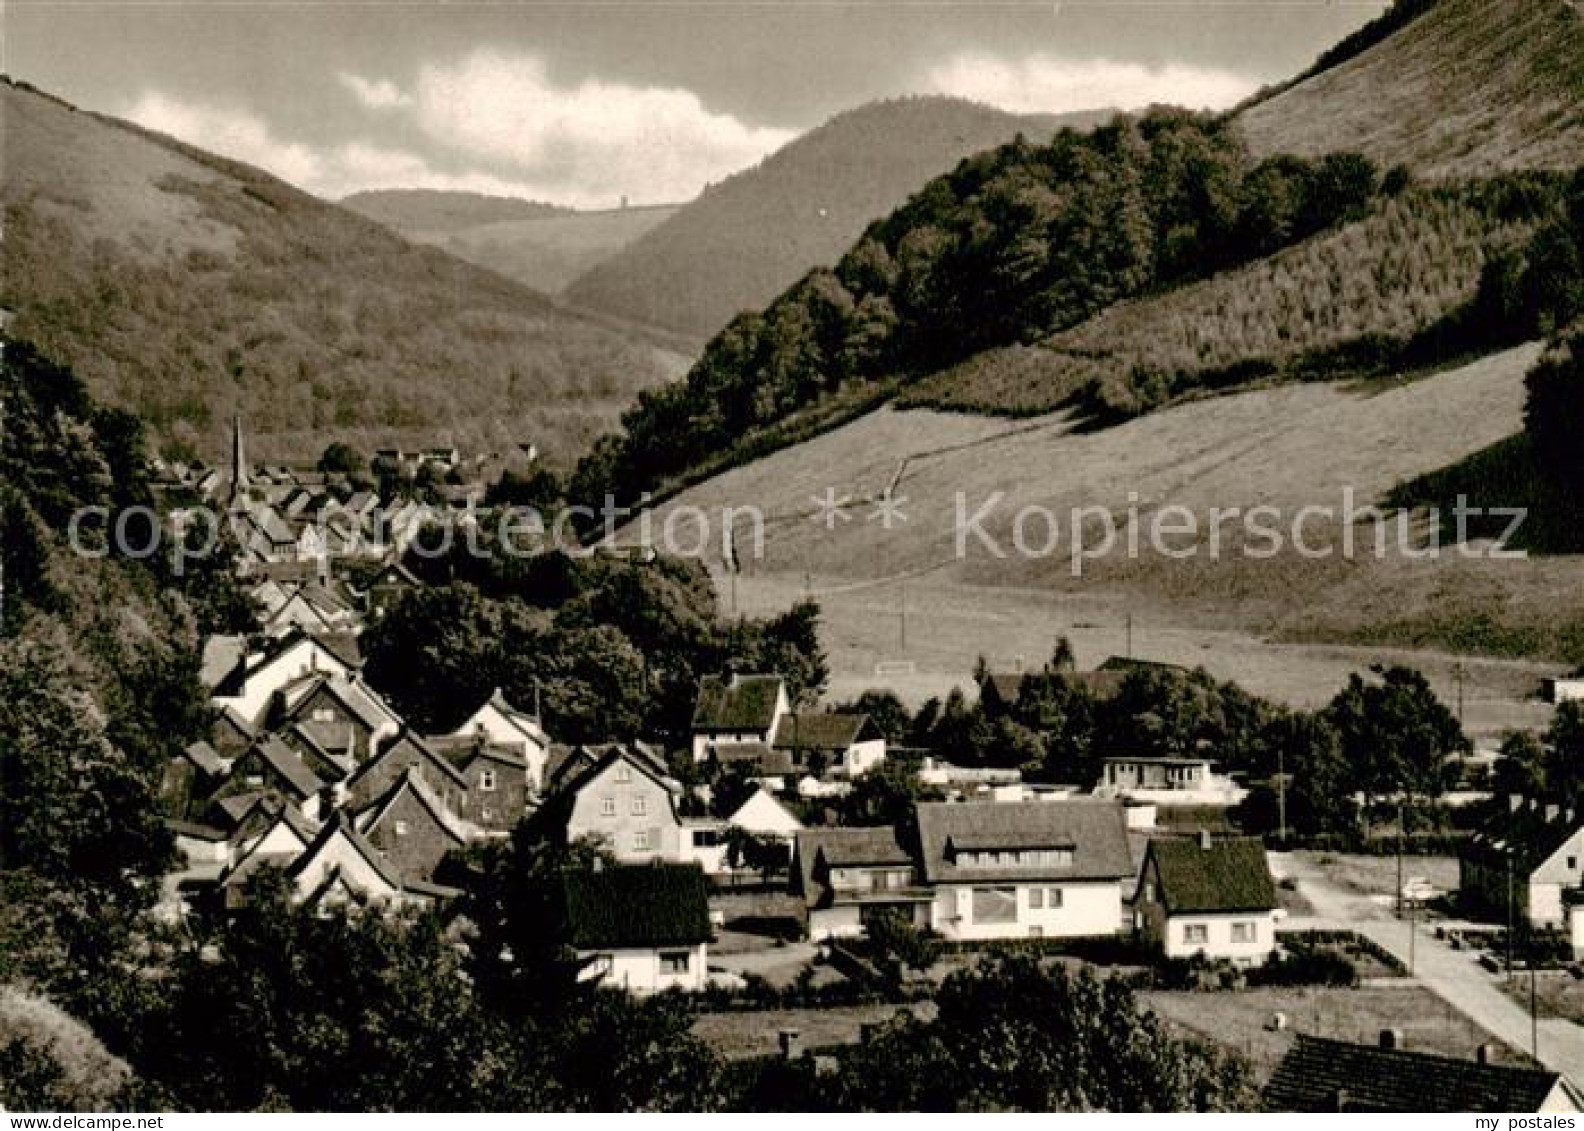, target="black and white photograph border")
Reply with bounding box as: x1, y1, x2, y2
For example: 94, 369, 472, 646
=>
2, 0, 1583, 1116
